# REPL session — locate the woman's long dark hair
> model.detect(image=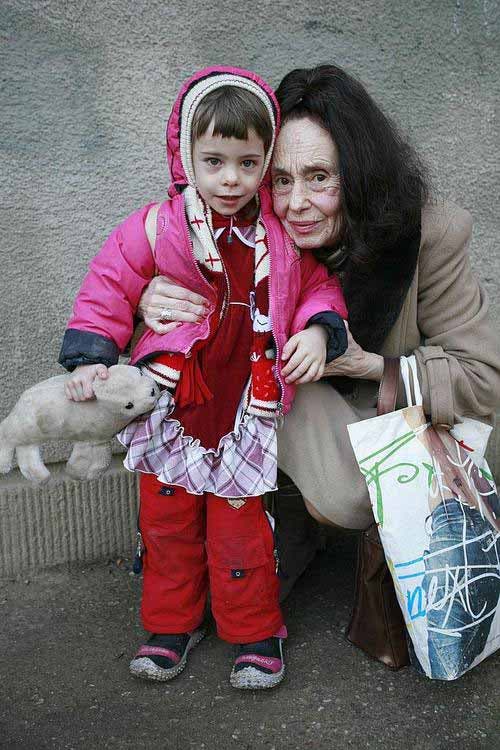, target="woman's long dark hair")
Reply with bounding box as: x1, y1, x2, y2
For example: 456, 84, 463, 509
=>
275, 64, 429, 270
